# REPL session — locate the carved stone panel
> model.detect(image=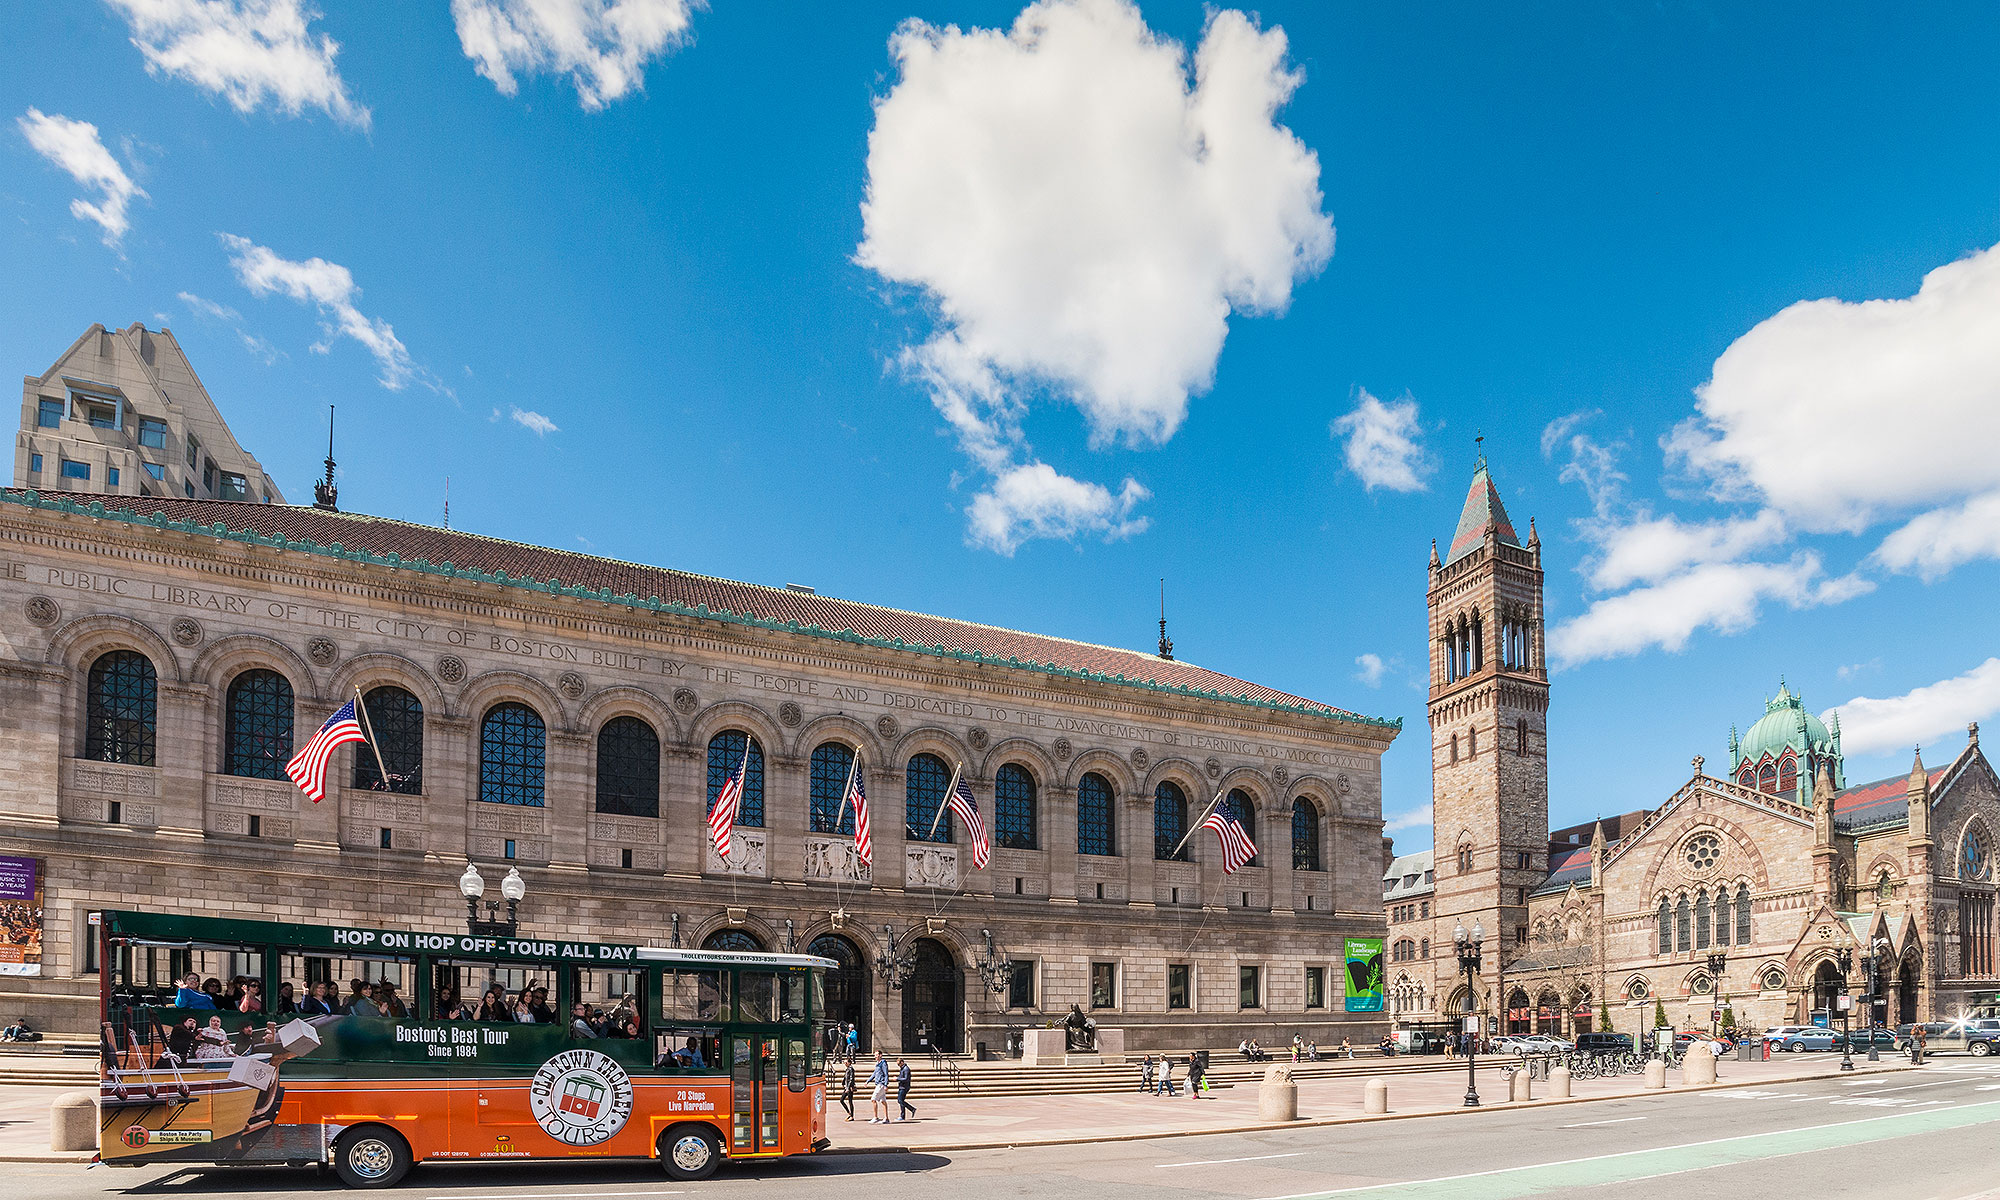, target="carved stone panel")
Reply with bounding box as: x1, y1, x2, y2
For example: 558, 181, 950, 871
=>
437, 655, 467, 684
469, 835, 549, 862
588, 844, 663, 871
474, 806, 548, 835
343, 794, 425, 826
24, 596, 59, 627
1156, 861, 1199, 886
804, 836, 873, 884
905, 845, 960, 890
705, 829, 769, 877
210, 777, 300, 813
592, 817, 658, 844
1076, 856, 1123, 880
66, 760, 160, 797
